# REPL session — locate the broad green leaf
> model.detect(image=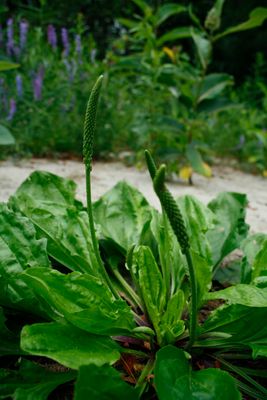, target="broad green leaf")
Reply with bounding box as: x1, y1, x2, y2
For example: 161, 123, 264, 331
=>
74, 364, 138, 400
132, 0, 151, 16
22, 268, 135, 335
0, 203, 50, 316
191, 250, 212, 307
0, 125, 15, 145
157, 27, 192, 47
197, 73, 233, 103
186, 144, 212, 177
191, 30, 212, 70
155, 4, 186, 27
93, 181, 153, 252
160, 290, 185, 344
0, 359, 76, 400
133, 246, 166, 343
214, 7, 267, 41
206, 284, 267, 307
10, 171, 100, 275
21, 321, 120, 369
251, 240, 267, 280
149, 210, 186, 293
204, 0, 225, 31
207, 192, 249, 268
197, 97, 238, 114
177, 194, 215, 264
0, 60, 19, 71
199, 304, 267, 358
154, 346, 241, 399
0, 307, 21, 355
